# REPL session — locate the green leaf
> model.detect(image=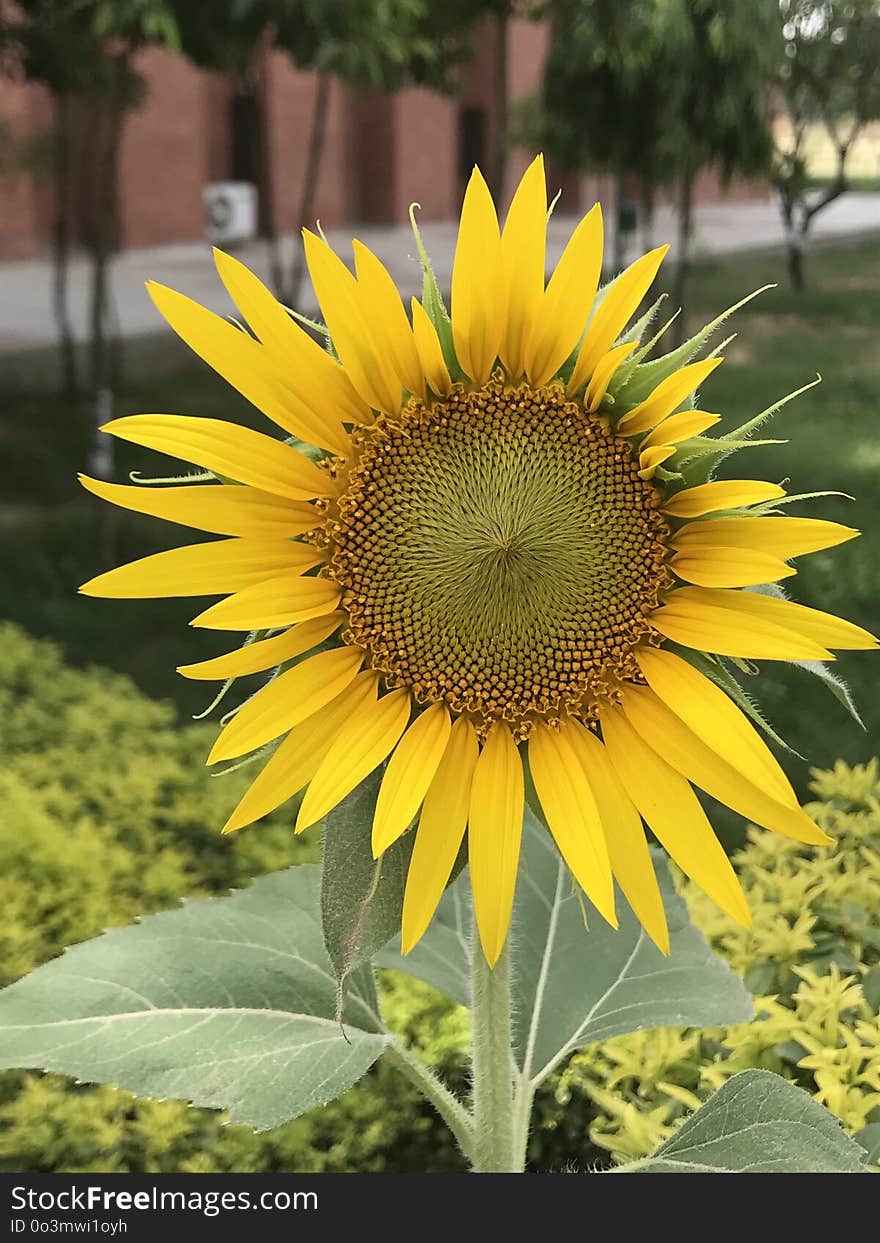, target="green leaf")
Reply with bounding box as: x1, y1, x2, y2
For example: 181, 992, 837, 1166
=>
321, 771, 415, 989
0, 867, 386, 1131
789, 659, 866, 730
379, 810, 752, 1086
862, 966, 880, 1014
376, 876, 472, 1008
855, 1123, 880, 1165
613, 1070, 867, 1173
